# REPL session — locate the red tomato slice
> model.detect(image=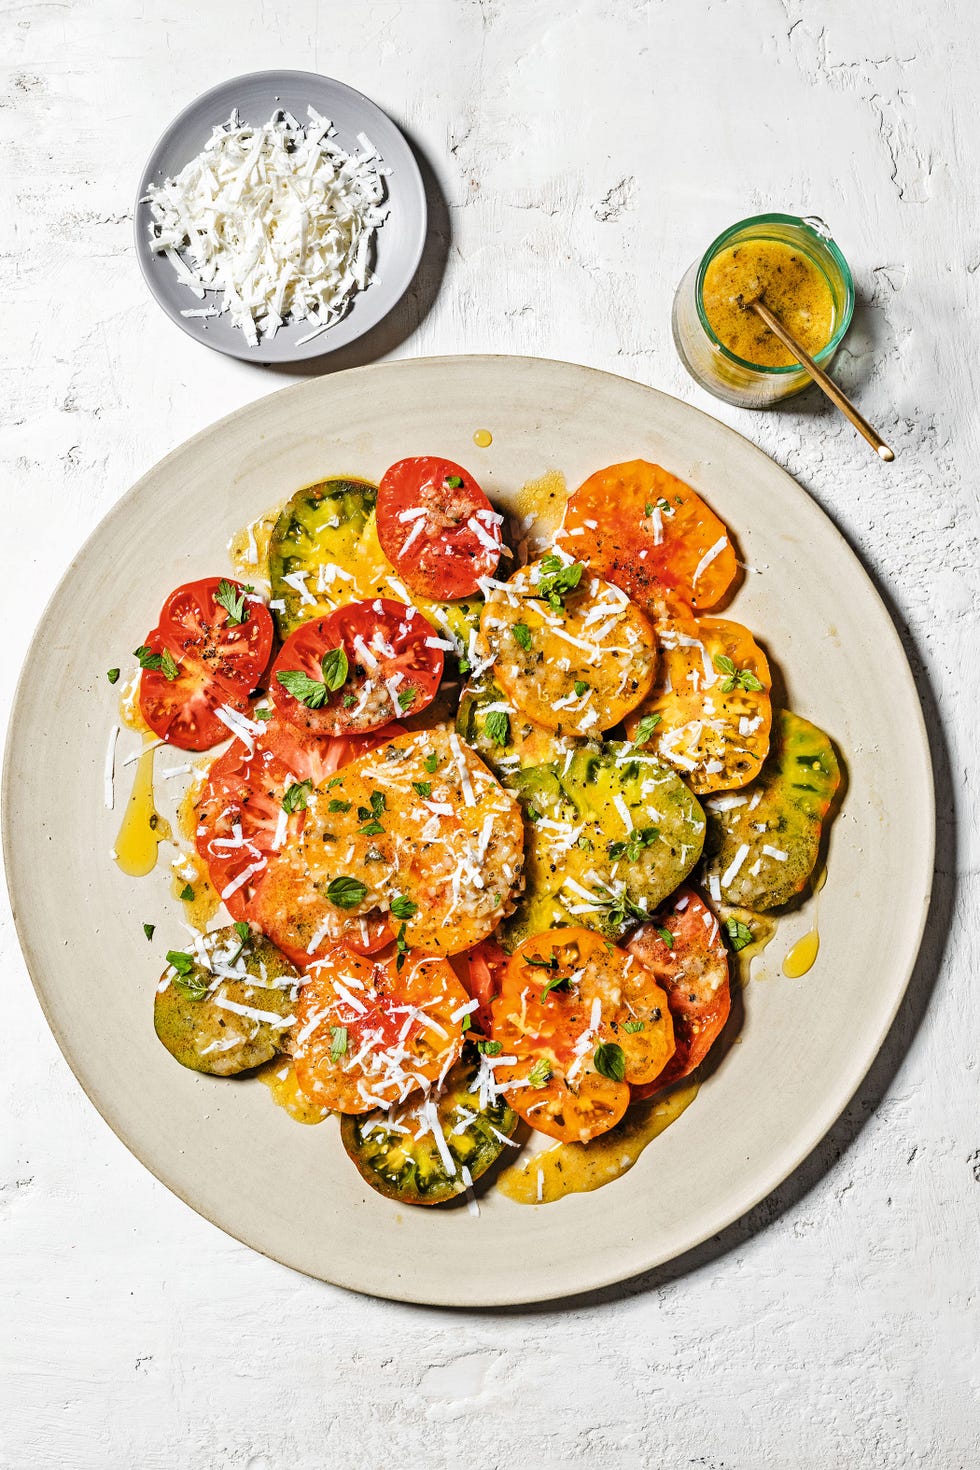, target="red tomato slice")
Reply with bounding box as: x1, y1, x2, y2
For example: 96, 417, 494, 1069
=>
452, 938, 508, 1036
270, 599, 444, 736
627, 886, 731, 1097
138, 577, 273, 751
377, 456, 503, 600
